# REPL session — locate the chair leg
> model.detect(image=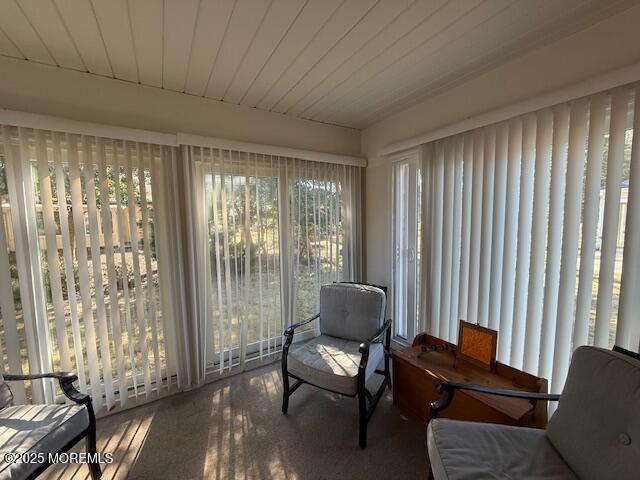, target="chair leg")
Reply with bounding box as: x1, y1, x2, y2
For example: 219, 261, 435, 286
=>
282, 371, 290, 414
385, 353, 392, 391
358, 381, 367, 449
82, 398, 102, 479
86, 427, 102, 479
385, 320, 393, 391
